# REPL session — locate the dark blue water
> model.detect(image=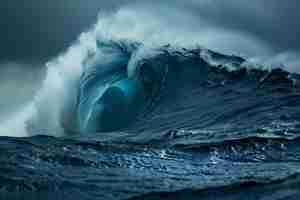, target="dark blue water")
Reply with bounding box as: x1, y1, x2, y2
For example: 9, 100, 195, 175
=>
1, 41, 300, 199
